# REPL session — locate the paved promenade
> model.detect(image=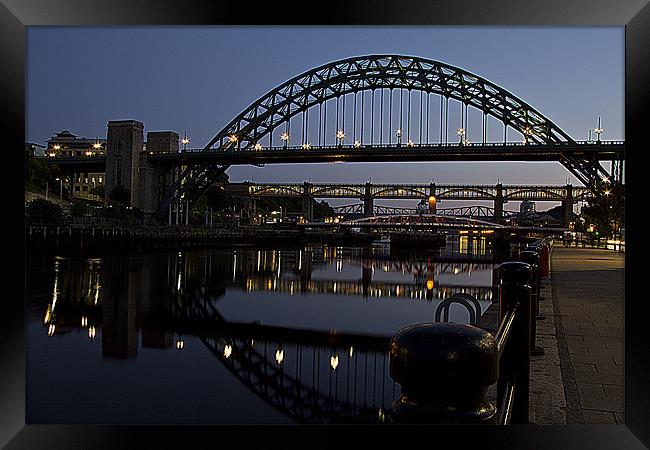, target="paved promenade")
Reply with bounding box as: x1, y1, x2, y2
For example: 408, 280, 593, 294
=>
548, 246, 625, 424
